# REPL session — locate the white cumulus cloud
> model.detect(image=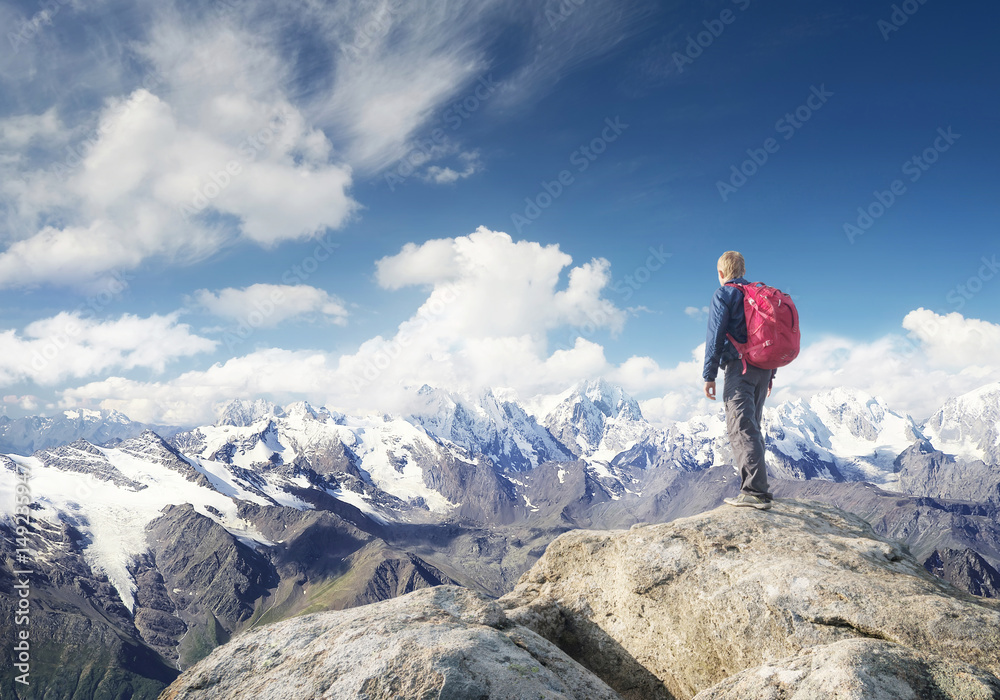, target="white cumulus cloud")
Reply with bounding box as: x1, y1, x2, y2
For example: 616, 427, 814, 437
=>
61, 349, 337, 425
376, 227, 626, 338
902, 308, 1000, 368
193, 284, 349, 327
49, 229, 1000, 428
3, 395, 40, 412
0, 20, 356, 289
60, 227, 629, 420
637, 310, 1000, 425
0, 312, 216, 386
